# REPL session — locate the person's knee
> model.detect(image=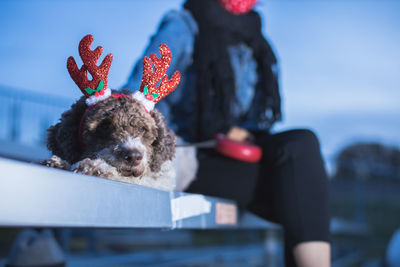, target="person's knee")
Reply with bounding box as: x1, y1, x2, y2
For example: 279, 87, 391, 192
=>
292, 129, 319, 146
282, 129, 321, 158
